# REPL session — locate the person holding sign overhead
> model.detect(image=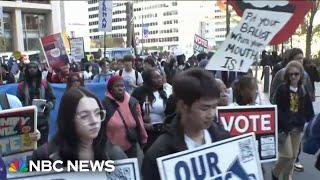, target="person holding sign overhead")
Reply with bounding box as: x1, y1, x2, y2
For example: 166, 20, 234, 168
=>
31, 87, 126, 163
142, 68, 230, 180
